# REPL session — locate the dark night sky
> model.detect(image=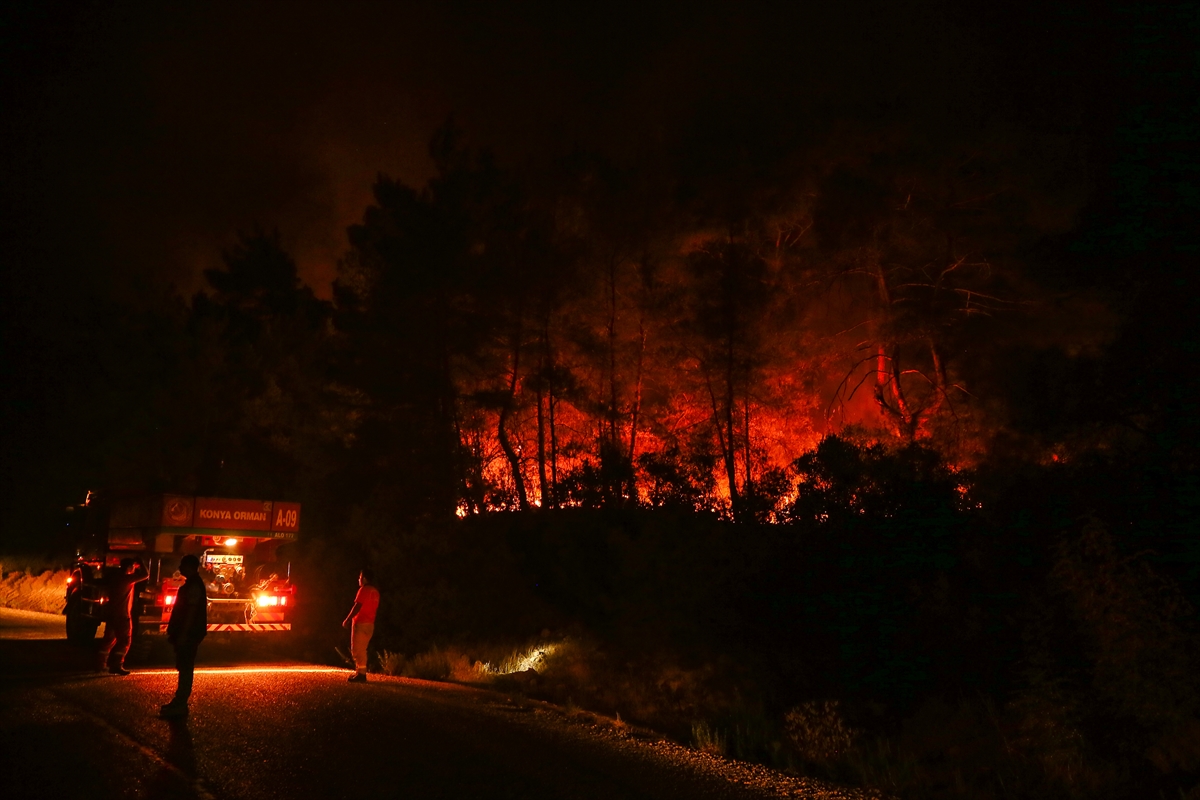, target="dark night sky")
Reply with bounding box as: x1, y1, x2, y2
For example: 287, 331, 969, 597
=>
2, 0, 1119, 301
